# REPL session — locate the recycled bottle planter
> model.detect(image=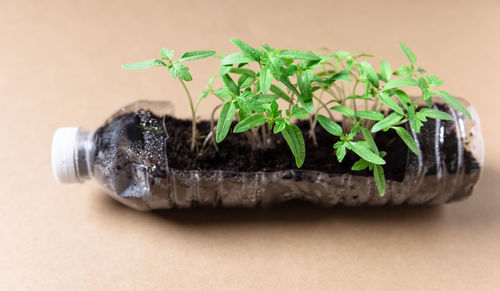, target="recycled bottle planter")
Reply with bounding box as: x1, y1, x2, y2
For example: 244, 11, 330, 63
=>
52, 99, 484, 211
